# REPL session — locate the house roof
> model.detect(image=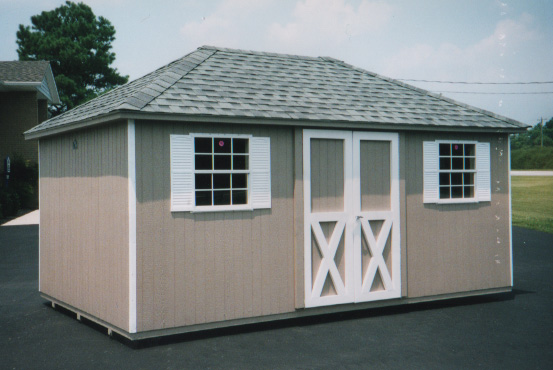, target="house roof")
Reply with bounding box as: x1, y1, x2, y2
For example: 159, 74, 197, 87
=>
0, 61, 49, 82
25, 46, 529, 139
0, 61, 60, 104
